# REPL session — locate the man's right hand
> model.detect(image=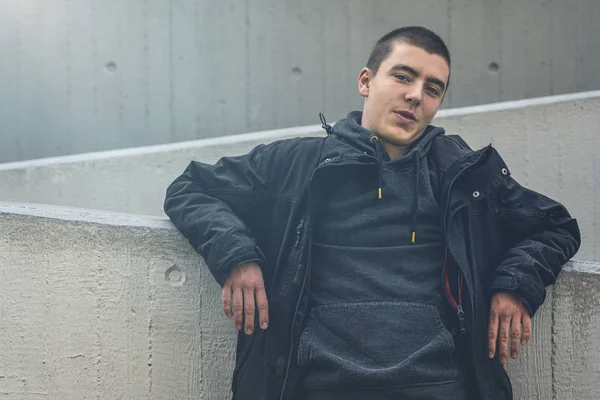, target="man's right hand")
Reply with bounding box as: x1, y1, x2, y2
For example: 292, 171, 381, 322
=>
222, 262, 269, 335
